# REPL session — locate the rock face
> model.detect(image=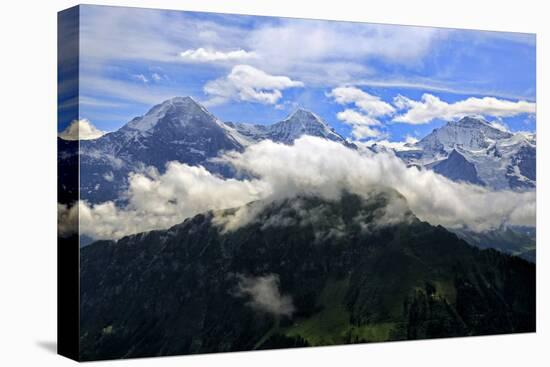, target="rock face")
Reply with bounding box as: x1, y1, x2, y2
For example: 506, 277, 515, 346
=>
431, 149, 485, 185
79, 191, 535, 360
397, 117, 536, 190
